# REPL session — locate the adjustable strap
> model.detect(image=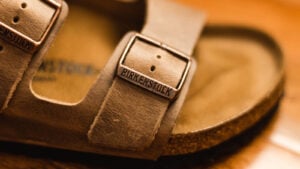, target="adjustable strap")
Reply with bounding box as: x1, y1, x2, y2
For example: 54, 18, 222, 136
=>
88, 0, 205, 158
0, 0, 62, 112
142, 0, 204, 55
